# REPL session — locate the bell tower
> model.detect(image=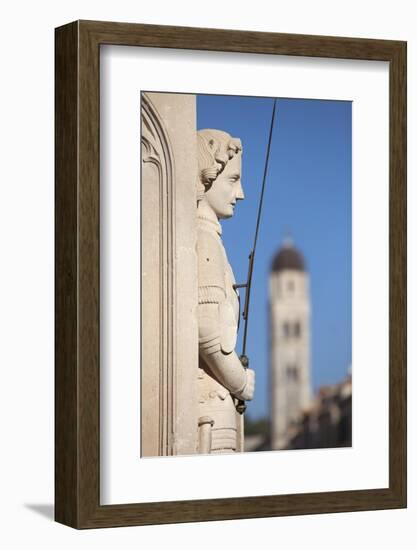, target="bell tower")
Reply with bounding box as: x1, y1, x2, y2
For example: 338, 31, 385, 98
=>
269, 238, 311, 449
